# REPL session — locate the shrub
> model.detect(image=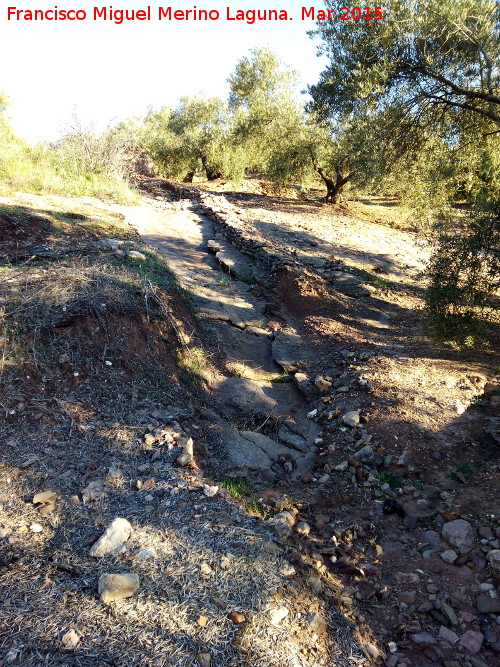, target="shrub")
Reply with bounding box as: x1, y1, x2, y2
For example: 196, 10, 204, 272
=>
426, 201, 500, 344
